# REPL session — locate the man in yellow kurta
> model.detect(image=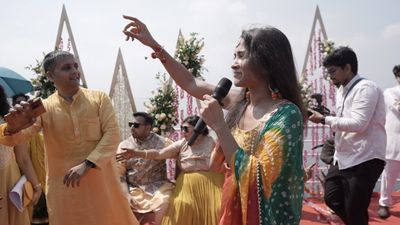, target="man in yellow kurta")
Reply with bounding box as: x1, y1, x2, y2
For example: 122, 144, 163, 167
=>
0, 51, 138, 225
